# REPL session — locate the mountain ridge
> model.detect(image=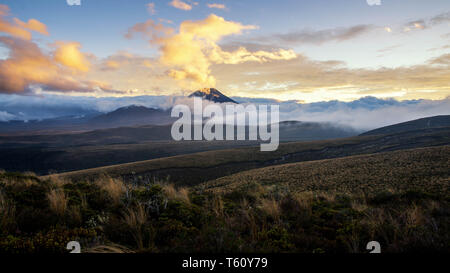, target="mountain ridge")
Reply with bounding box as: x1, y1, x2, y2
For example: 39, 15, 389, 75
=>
361, 115, 450, 136
189, 88, 238, 104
